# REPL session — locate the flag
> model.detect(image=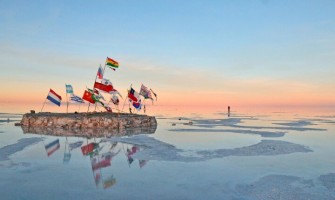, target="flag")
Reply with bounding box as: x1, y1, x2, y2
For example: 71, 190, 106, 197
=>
103, 176, 116, 189
47, 89, 62, 106
128, 87, 140, 102
70, 94, 84, 103
97, 65, 104, 79
110, 90, 122, 98
150, 88, 157, 101
82, 90, 95, 104
45, 139, 60, 156
111, 94, 119, 105
65, 84, 73, 94
94, 79, 114, 93
81, 142, 99, 156
106, 57, 119, 69
92, 93, 105, 106
140, 84, 153, 101
91, 152, 113, 171
69, 141, 83, 151
104, 106, 112, 112
132, 99, 142, 110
